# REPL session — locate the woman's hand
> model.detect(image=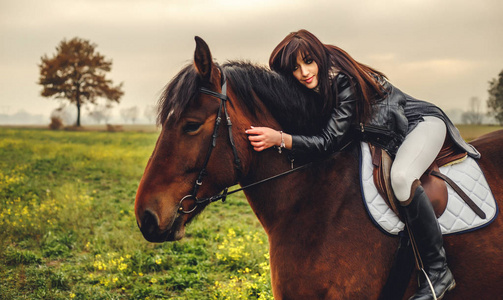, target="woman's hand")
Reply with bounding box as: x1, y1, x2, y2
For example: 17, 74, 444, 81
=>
246, 126, 292, 152
245, 126, 281, 152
